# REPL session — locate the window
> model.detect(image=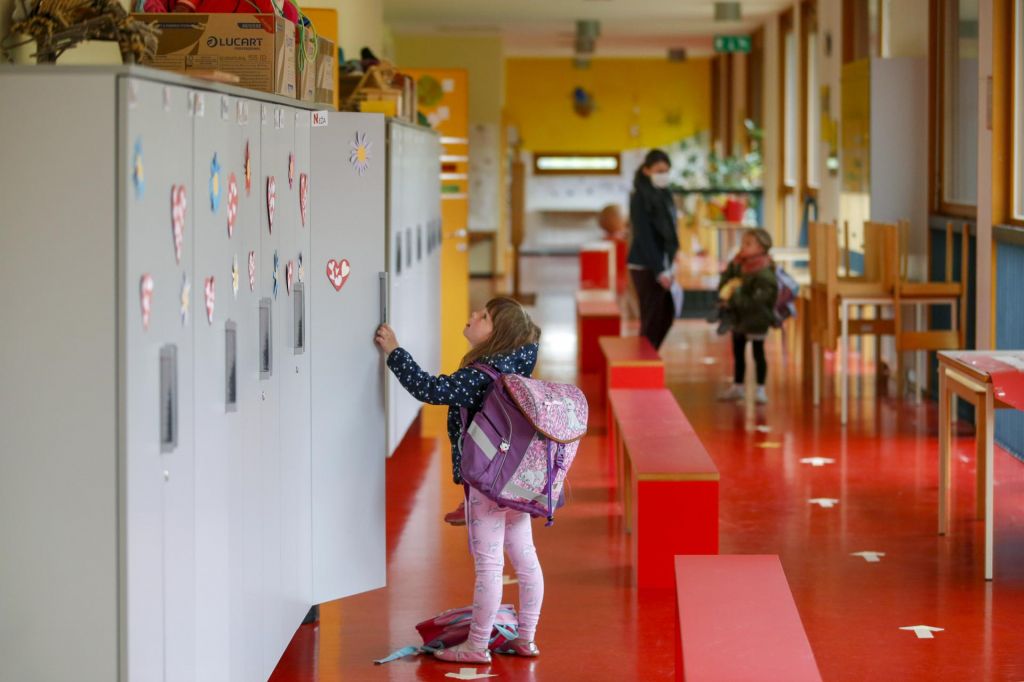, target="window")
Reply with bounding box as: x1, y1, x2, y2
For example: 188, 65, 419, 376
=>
803, 1, 821, 191
1014, 0, 1024, 219
532, 152, 621, 175
779, 9, 799, 243
936, 0, 979, 213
